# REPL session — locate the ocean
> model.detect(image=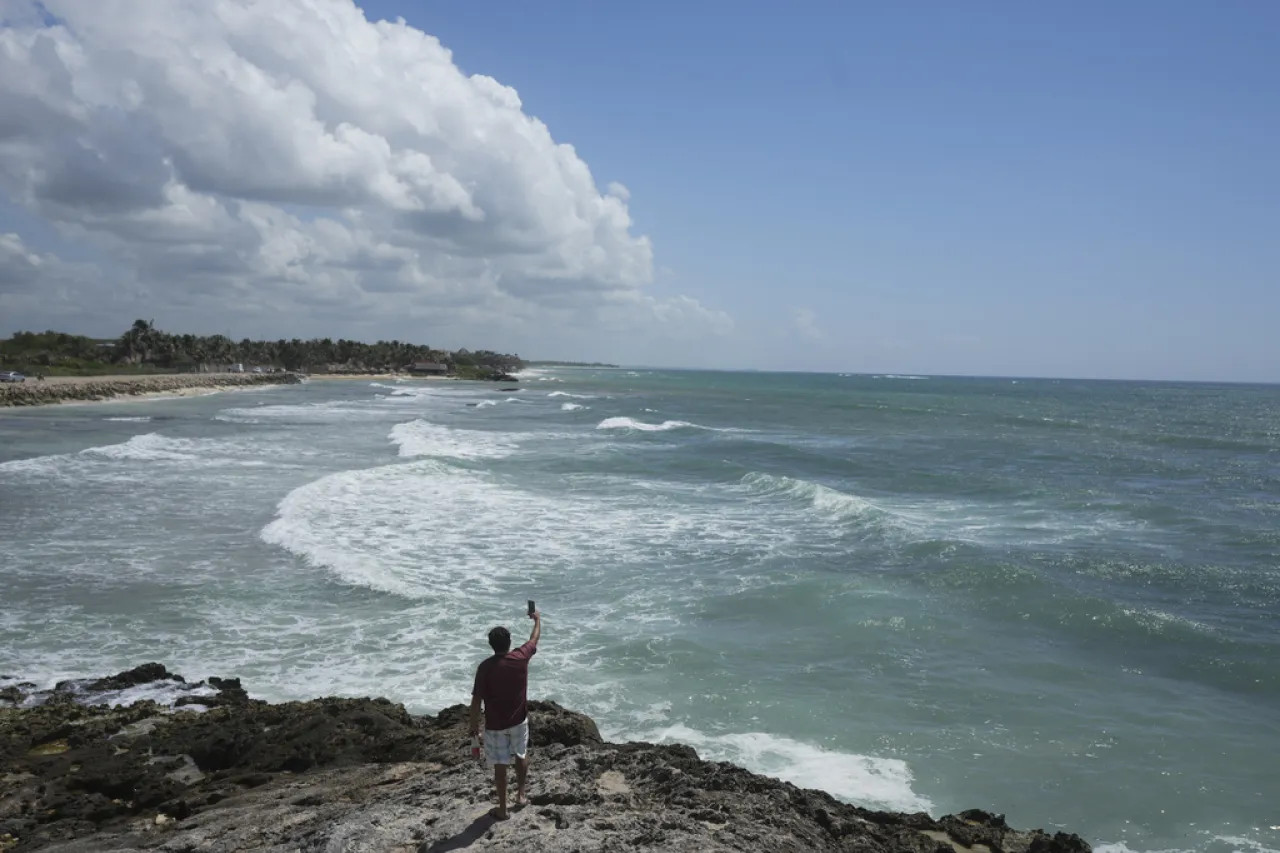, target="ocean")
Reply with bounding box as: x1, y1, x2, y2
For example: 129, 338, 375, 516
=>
1, 369, 1277, 853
